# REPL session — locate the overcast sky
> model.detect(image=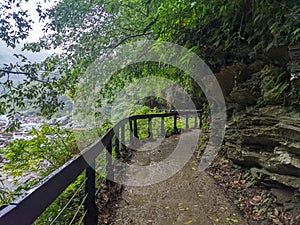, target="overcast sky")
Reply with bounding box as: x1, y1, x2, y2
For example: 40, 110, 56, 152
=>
22, 0, 57, 43
0, 1, 58, 64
